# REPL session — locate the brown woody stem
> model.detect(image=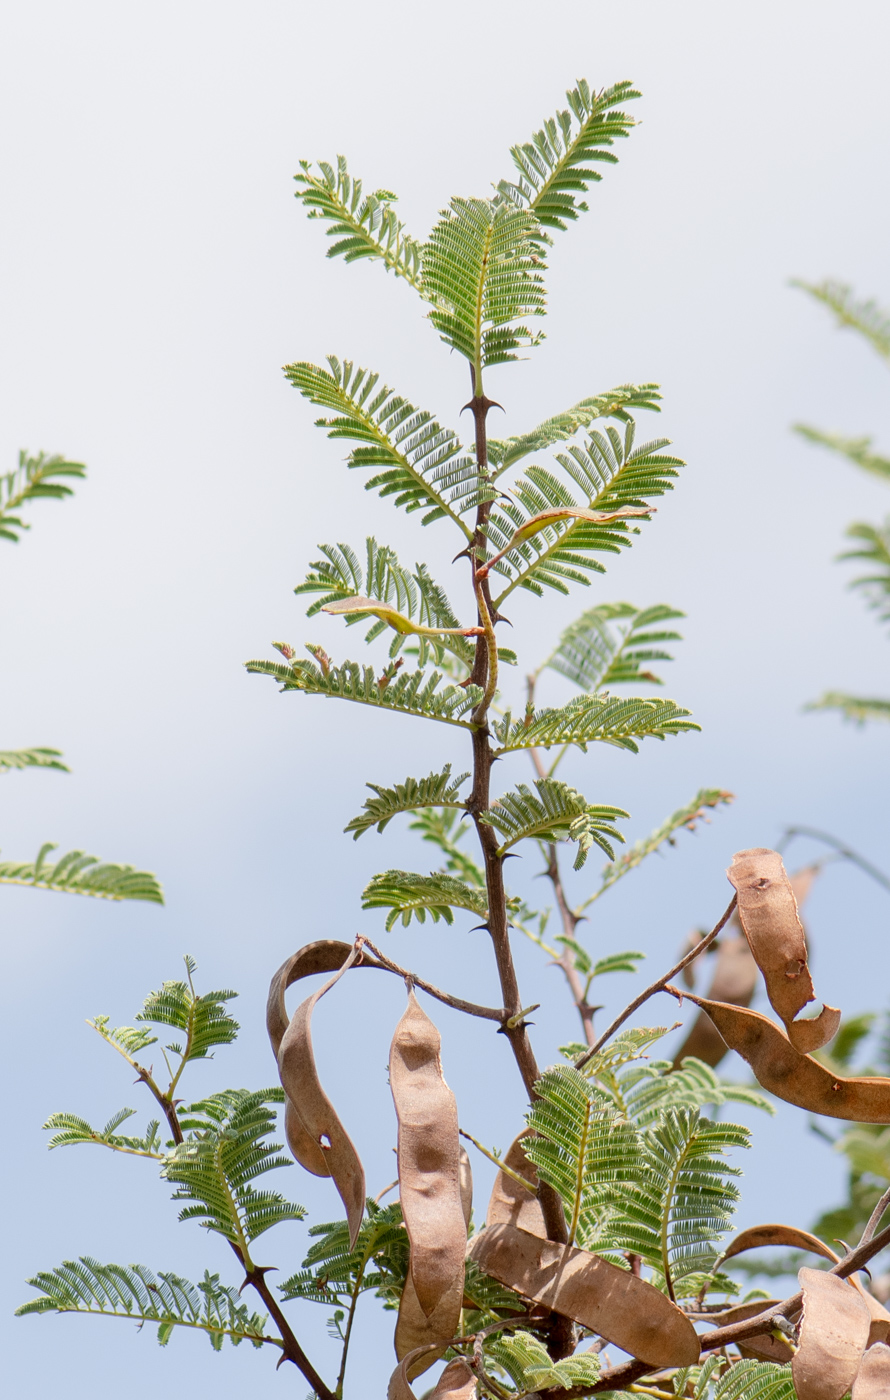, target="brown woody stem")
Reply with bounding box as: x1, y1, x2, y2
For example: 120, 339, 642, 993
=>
573, 893, 738, 1070
356, 936, 505, 1022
